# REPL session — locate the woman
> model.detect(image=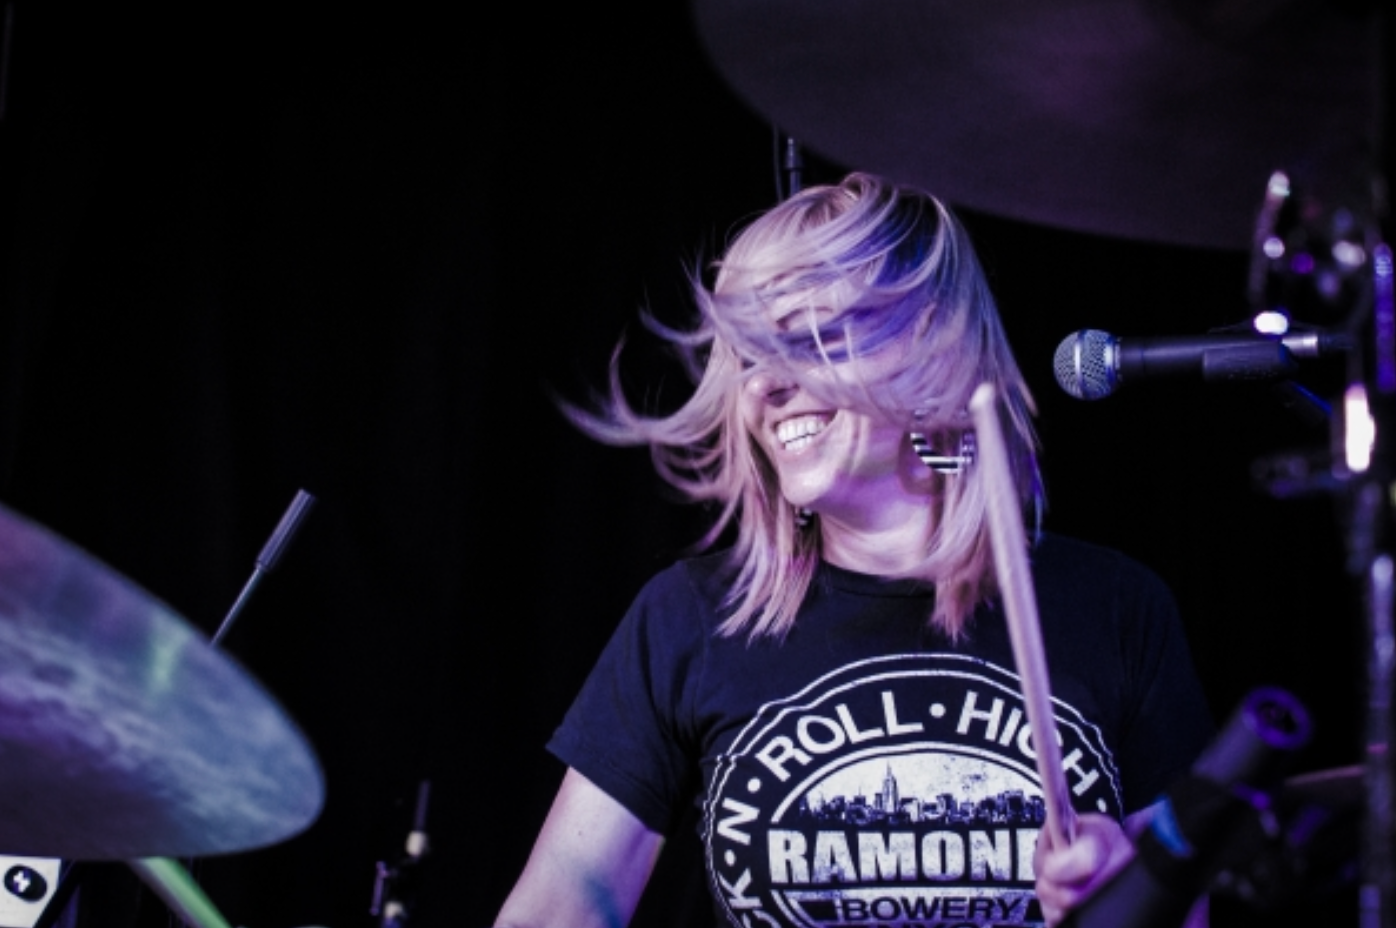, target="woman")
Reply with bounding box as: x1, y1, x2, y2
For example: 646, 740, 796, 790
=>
496, 173, 1213, 927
